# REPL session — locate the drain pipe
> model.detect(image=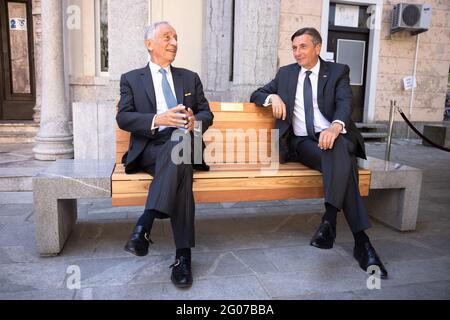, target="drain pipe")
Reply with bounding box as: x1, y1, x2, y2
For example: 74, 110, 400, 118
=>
407, 33, 420, 139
